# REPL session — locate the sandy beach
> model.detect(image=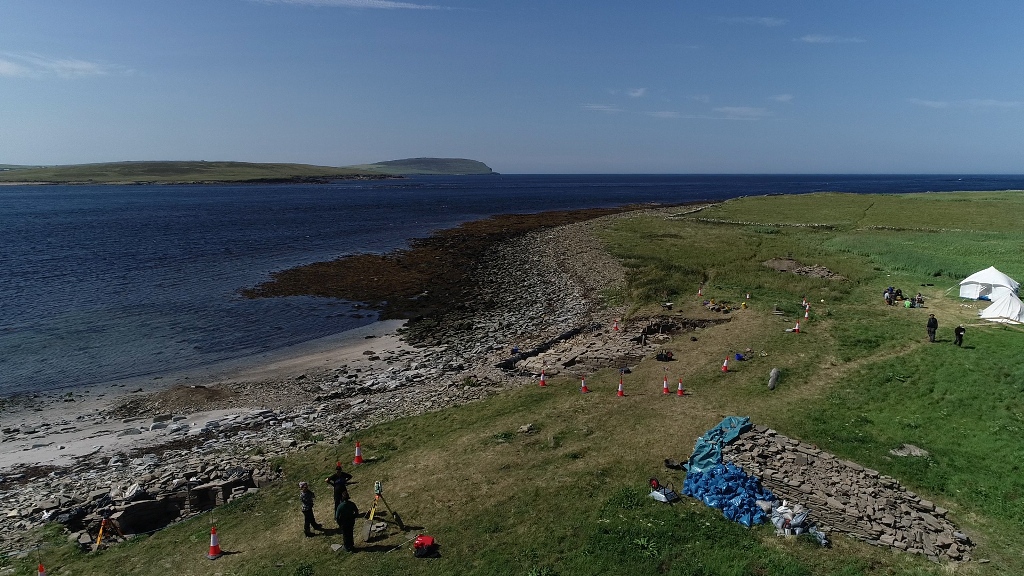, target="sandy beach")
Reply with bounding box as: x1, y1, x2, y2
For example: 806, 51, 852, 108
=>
0, 320, 409, 471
